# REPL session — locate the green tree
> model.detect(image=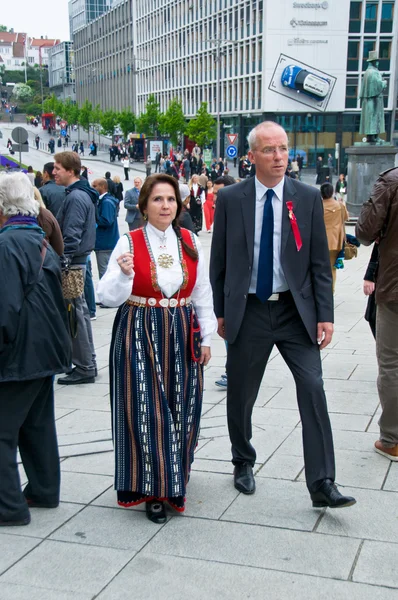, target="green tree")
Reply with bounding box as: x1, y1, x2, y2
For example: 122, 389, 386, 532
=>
42, 93, 60, 115
12, 83, 33, 101
0, 25, 8, 32
118, 108, 136, 140
159, 98, 186, 147
185, 102, 217, 148
100, 109, 119, 137
136, 94, 161, 137
61, 98, 75, 126
79, 99, 93, 134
